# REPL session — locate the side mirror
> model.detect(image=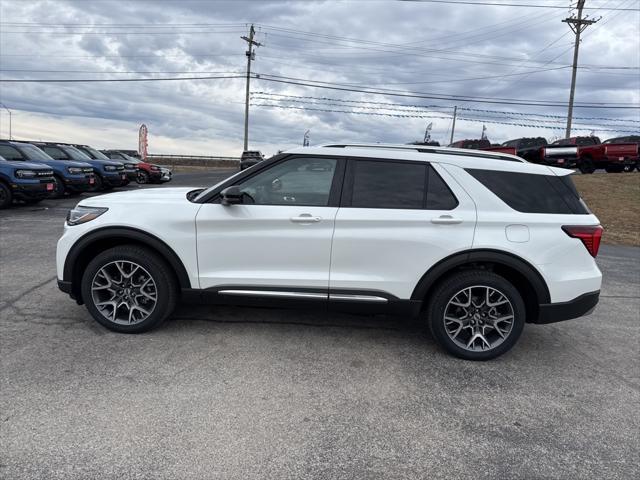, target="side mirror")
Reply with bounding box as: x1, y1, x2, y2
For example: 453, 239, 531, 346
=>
220, 186, 243, 205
